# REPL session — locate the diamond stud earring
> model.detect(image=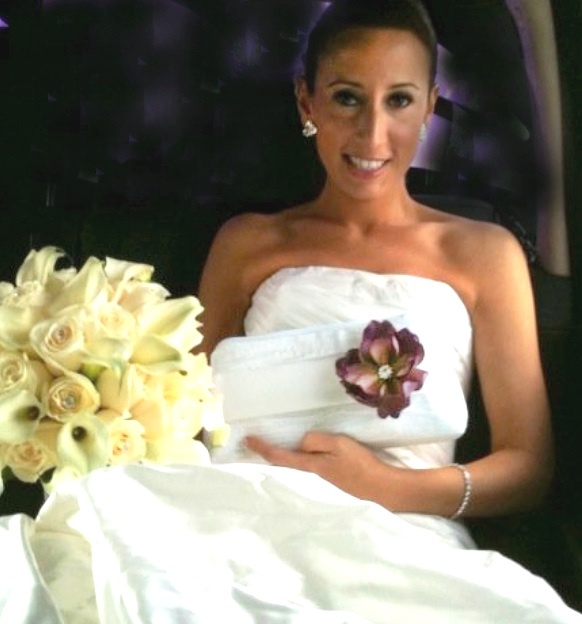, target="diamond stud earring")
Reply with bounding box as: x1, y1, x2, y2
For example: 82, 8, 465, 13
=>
302, 119, 318, 138
419, 123, 428, 142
